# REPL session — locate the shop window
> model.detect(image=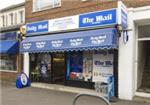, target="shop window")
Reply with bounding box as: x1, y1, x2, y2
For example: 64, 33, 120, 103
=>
0, 54, 17, 71
33, 0, 61, 12
68, 51, 93, 82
